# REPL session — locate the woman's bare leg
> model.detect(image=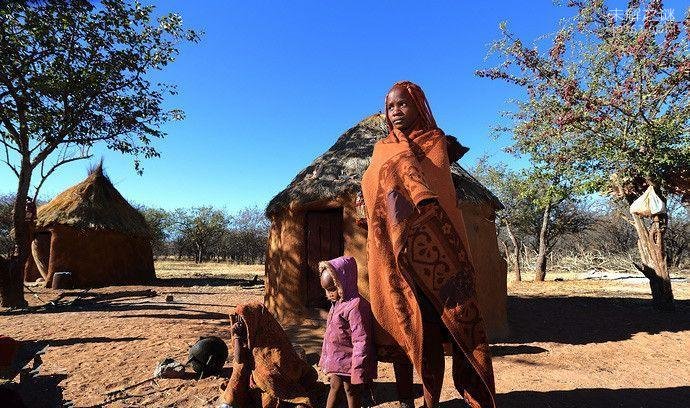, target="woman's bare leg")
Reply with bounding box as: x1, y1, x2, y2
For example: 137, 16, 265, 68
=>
393, 358, 414, 407
326, 374, 343, 408
421, 320, 445, 407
